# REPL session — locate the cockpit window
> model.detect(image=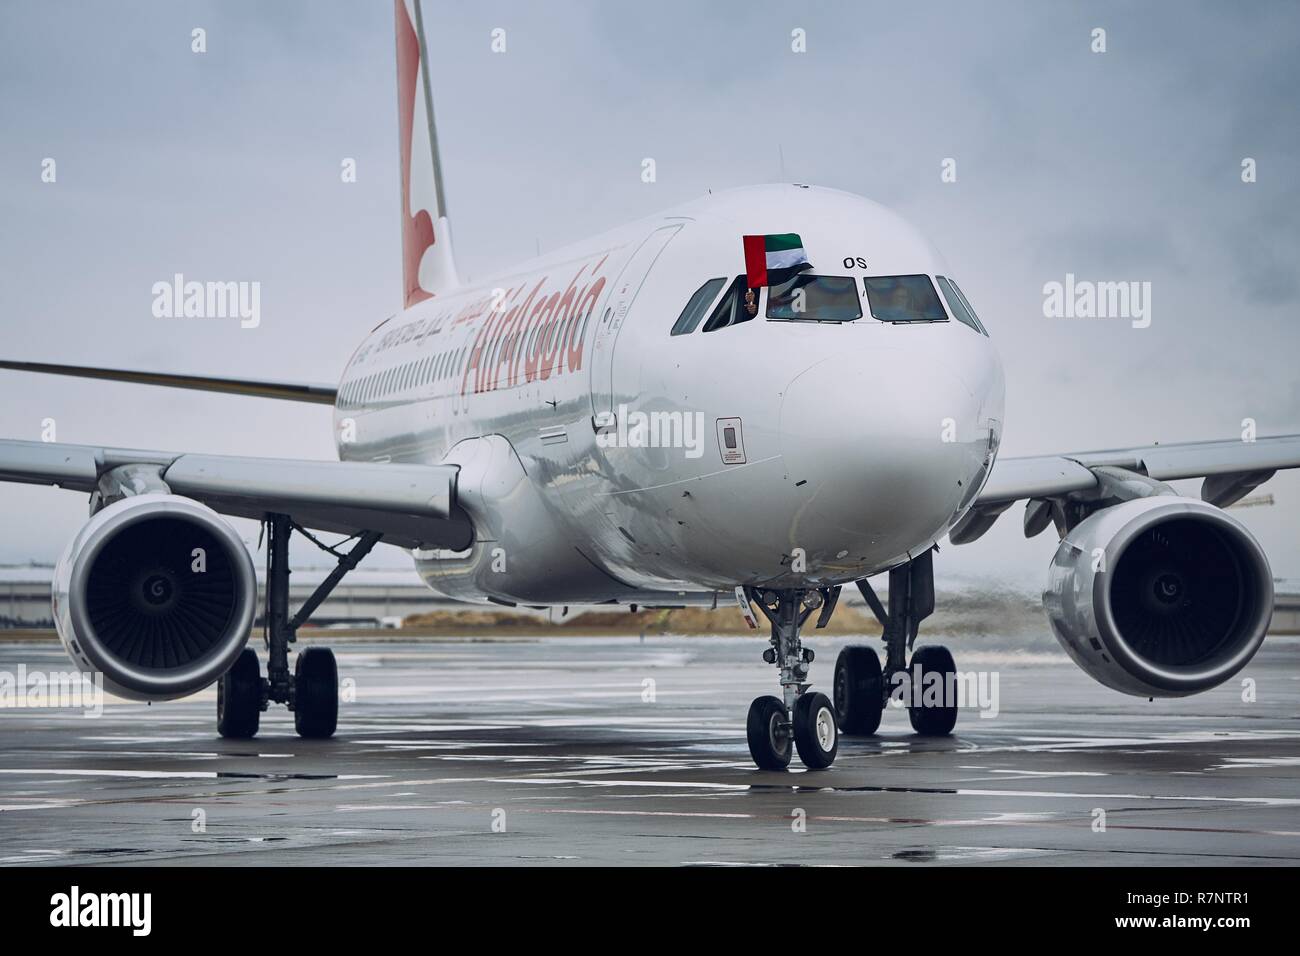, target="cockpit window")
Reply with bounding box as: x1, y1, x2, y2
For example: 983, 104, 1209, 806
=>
702, 276, 760, 332
863, 275, 947, 323
936, 276, 988, 335
766, 274, 862, 322
671, 277, 726, 335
